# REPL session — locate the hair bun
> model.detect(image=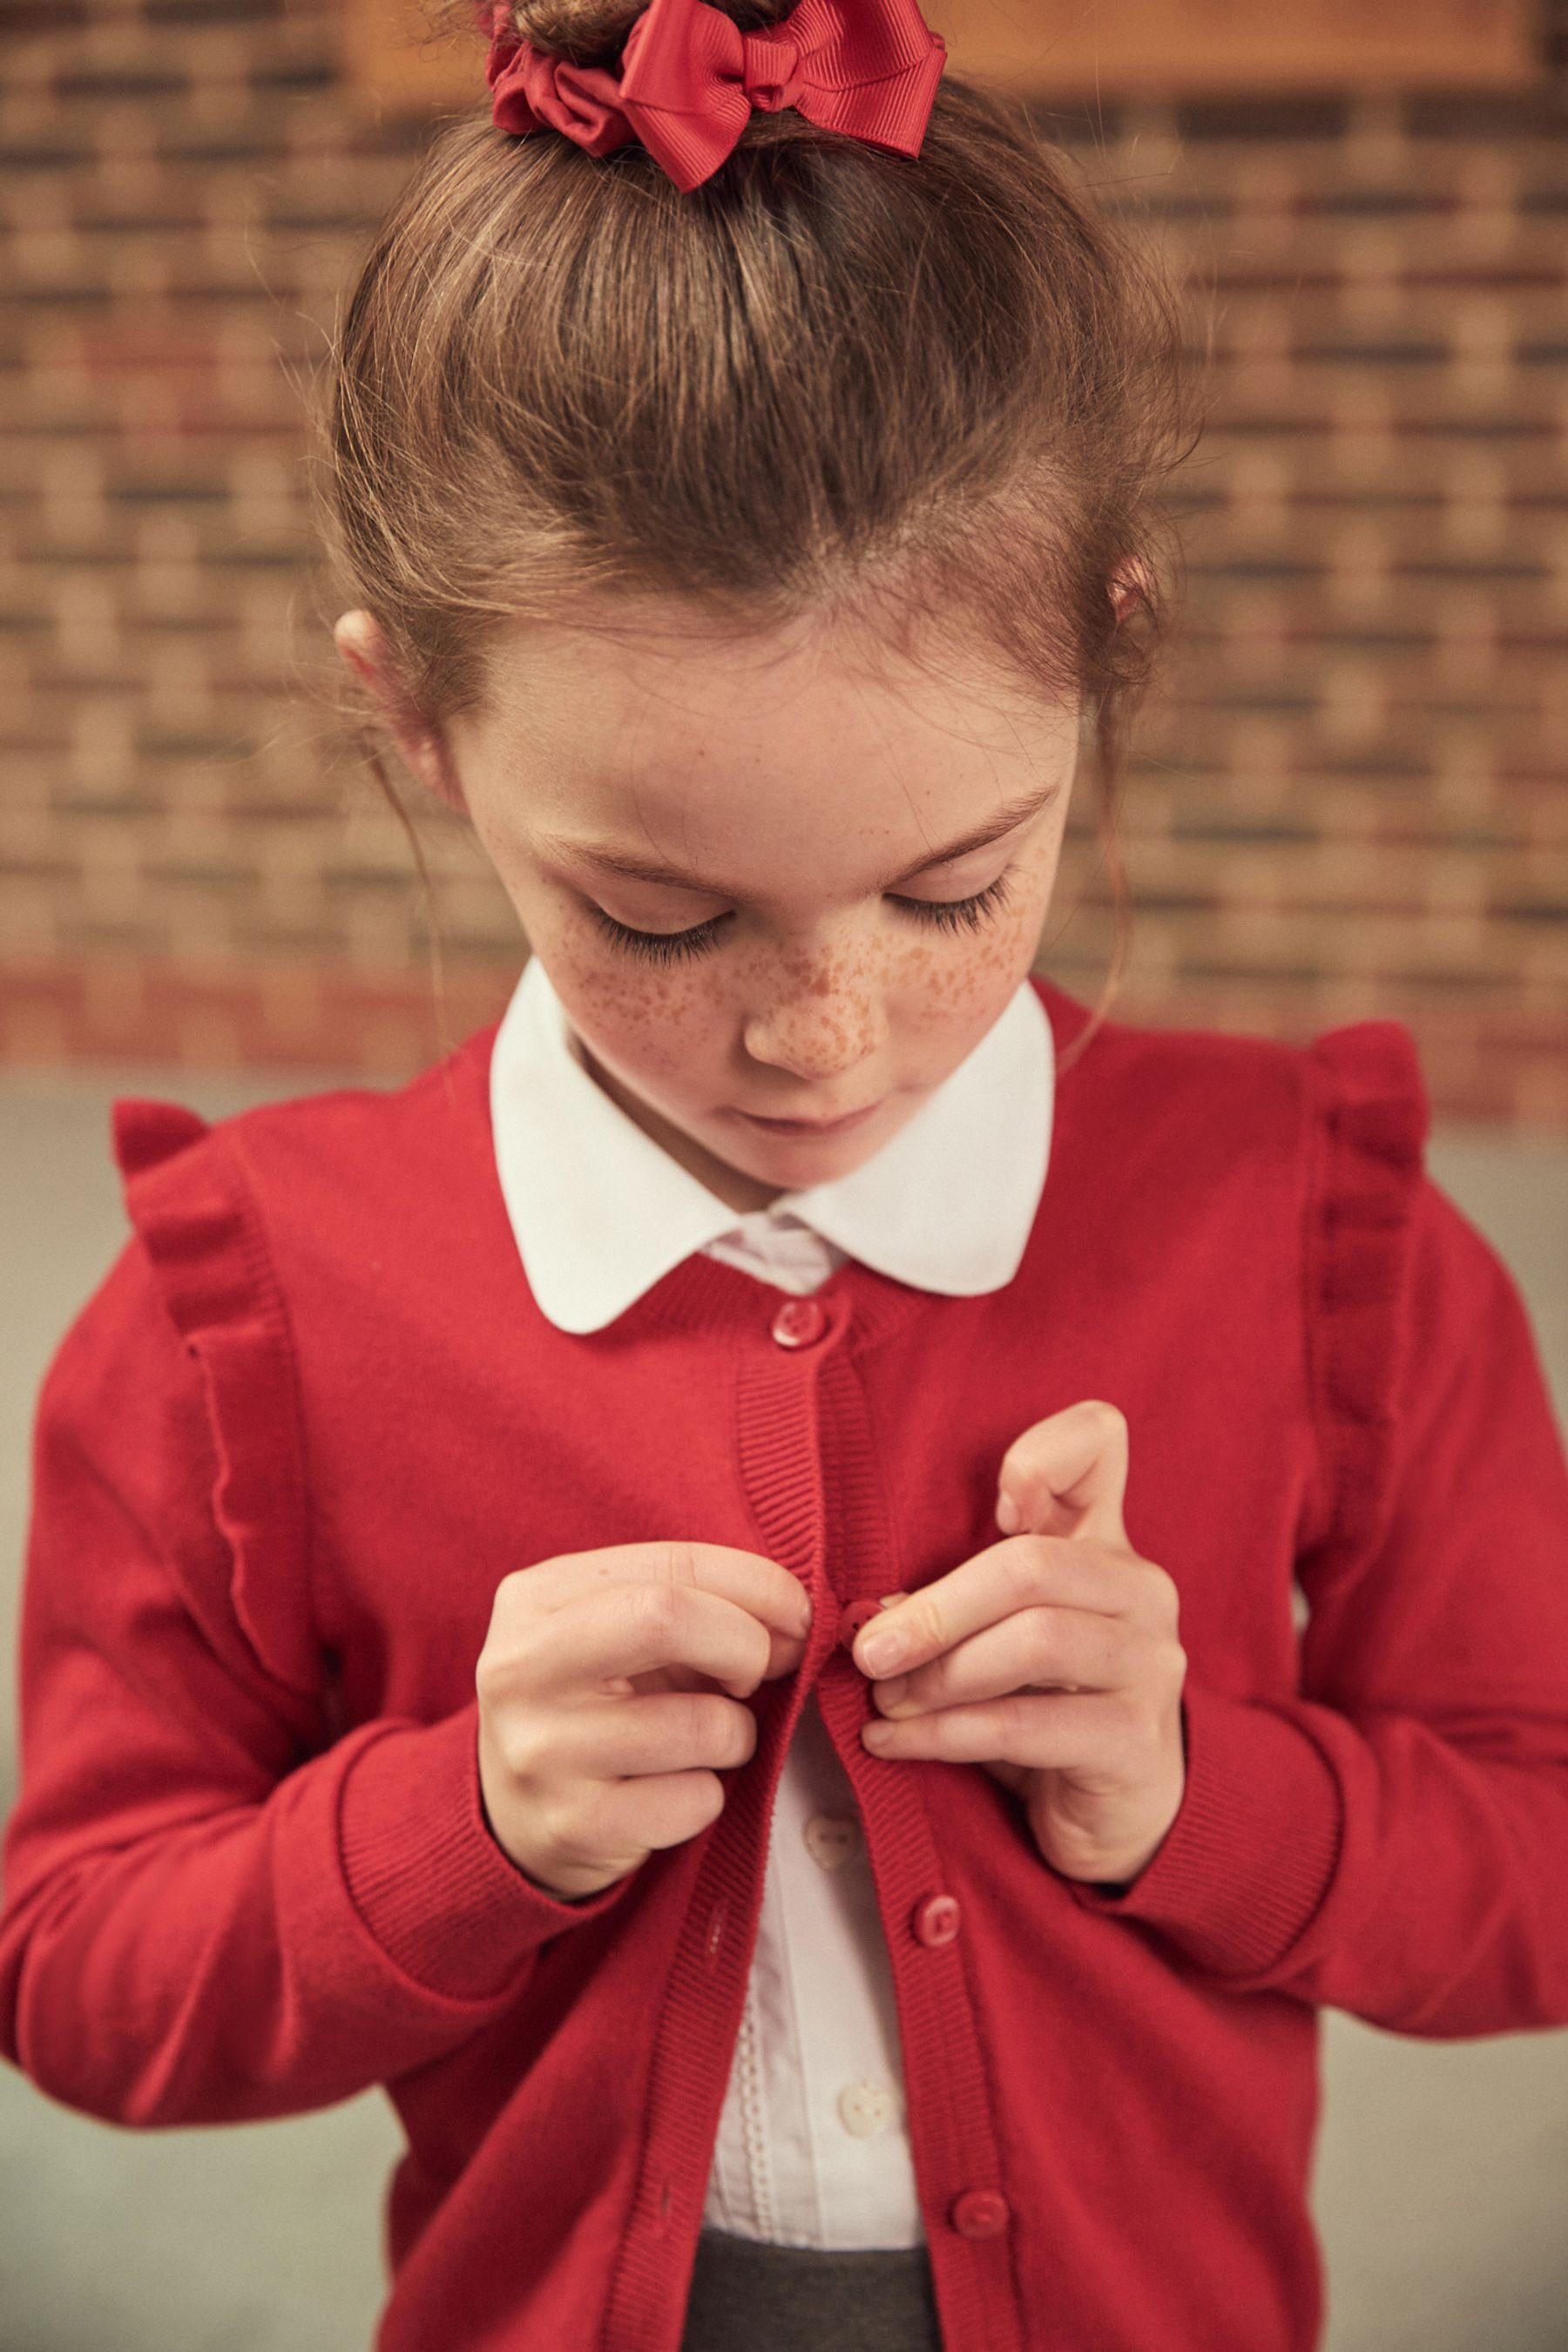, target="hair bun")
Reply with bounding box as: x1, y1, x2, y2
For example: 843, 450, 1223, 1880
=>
499, 0, 792, 68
